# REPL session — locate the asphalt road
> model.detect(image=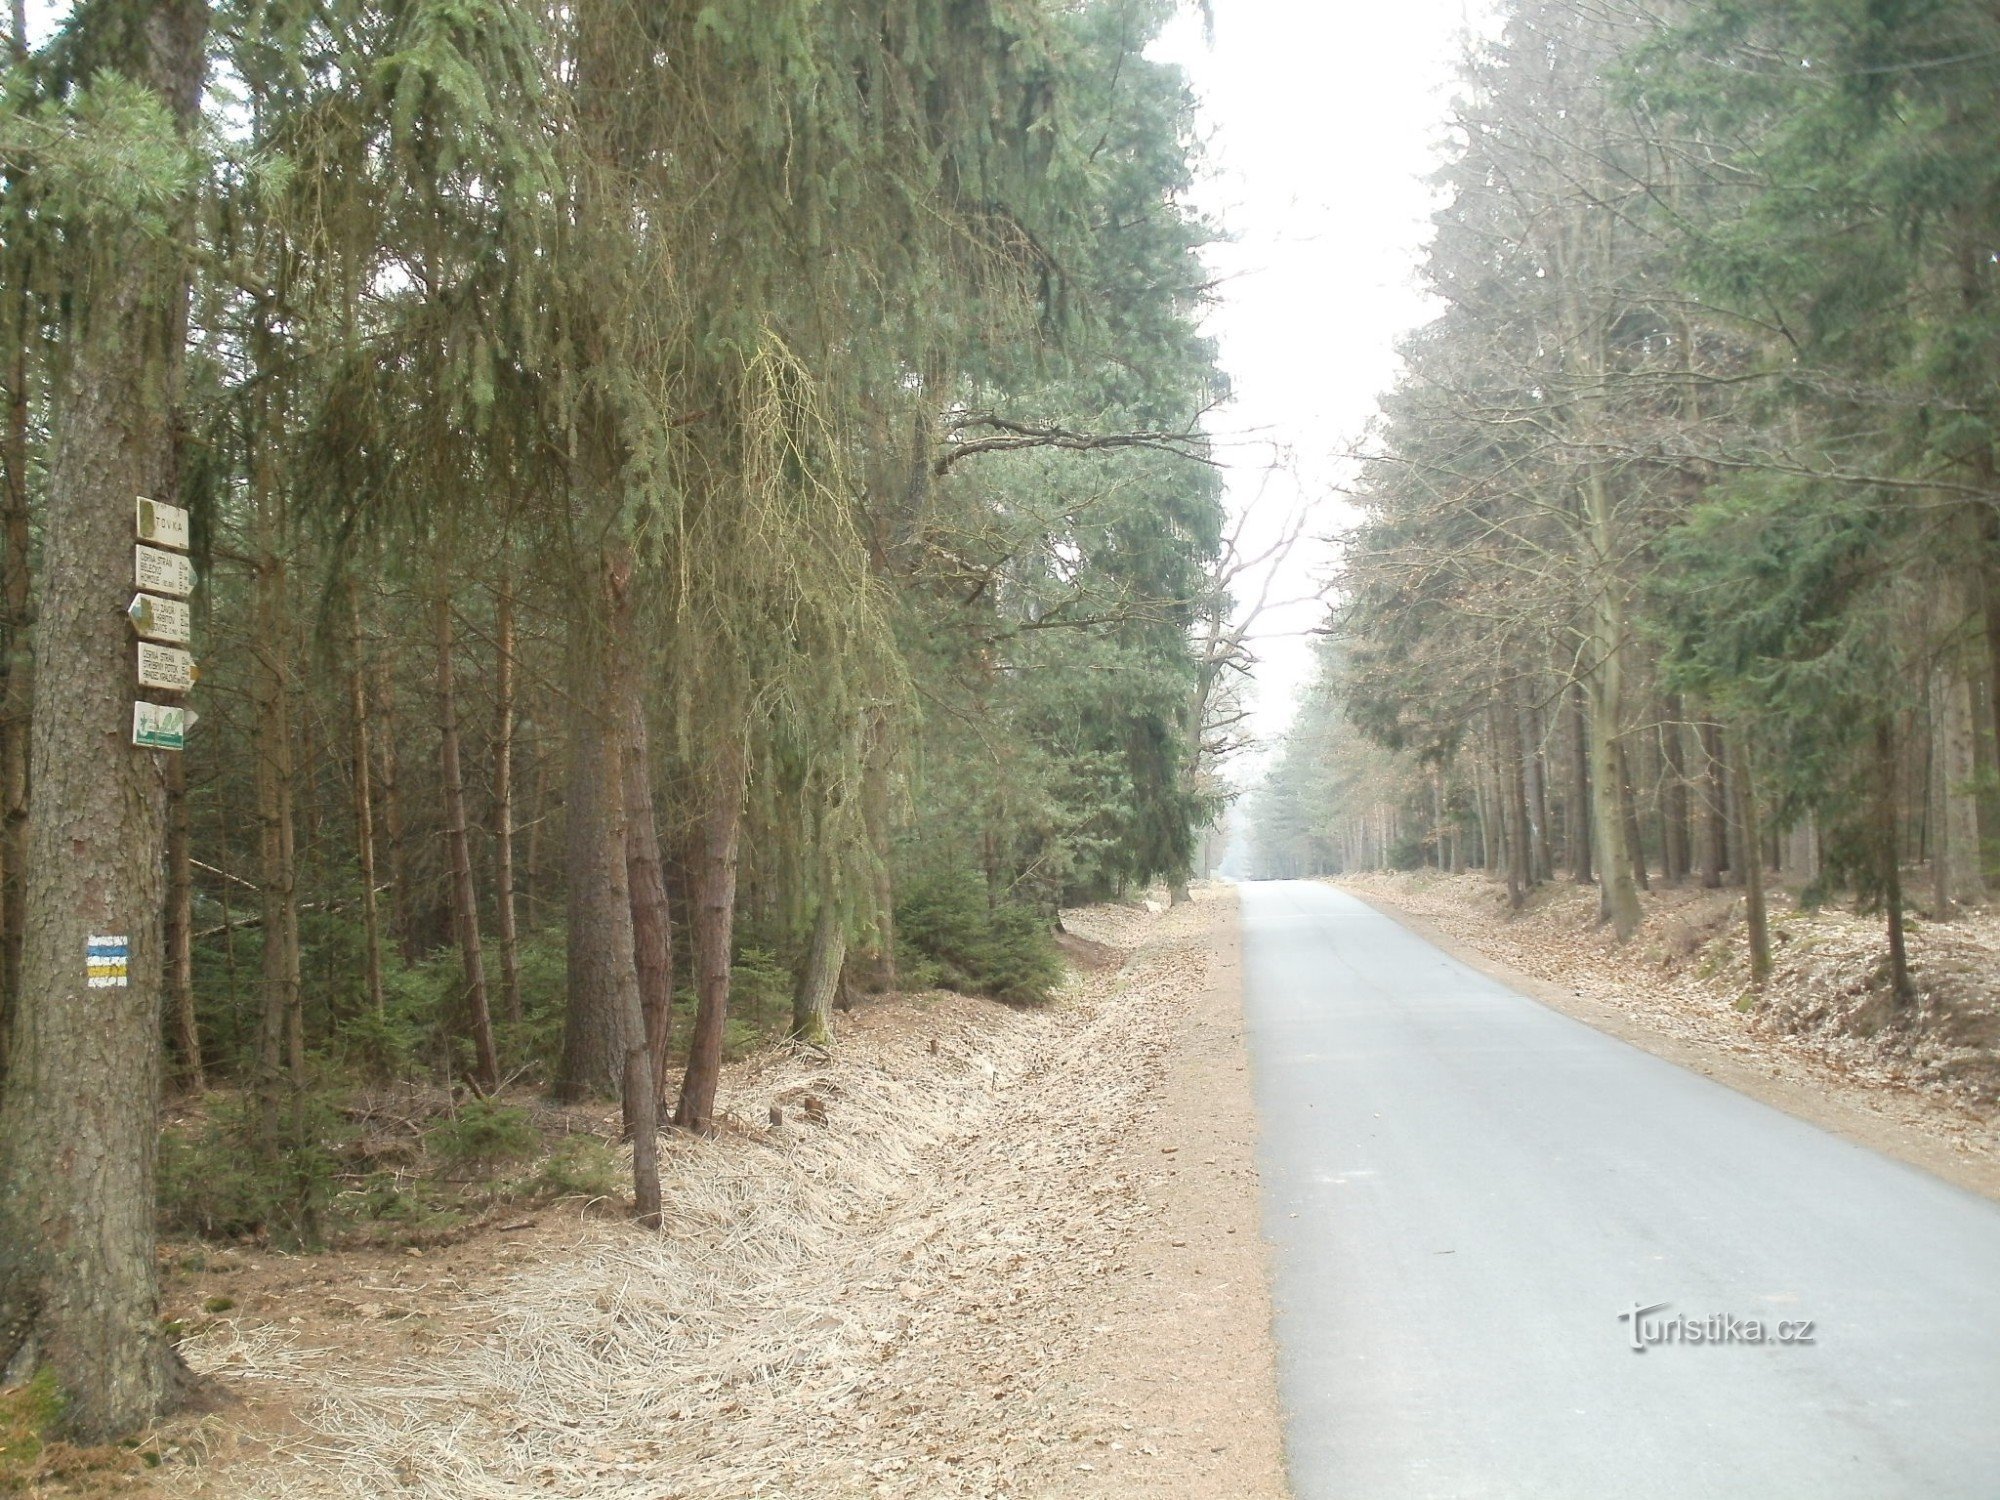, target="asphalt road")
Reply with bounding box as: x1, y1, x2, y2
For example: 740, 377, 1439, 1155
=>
1238, 879, 2000, 1500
